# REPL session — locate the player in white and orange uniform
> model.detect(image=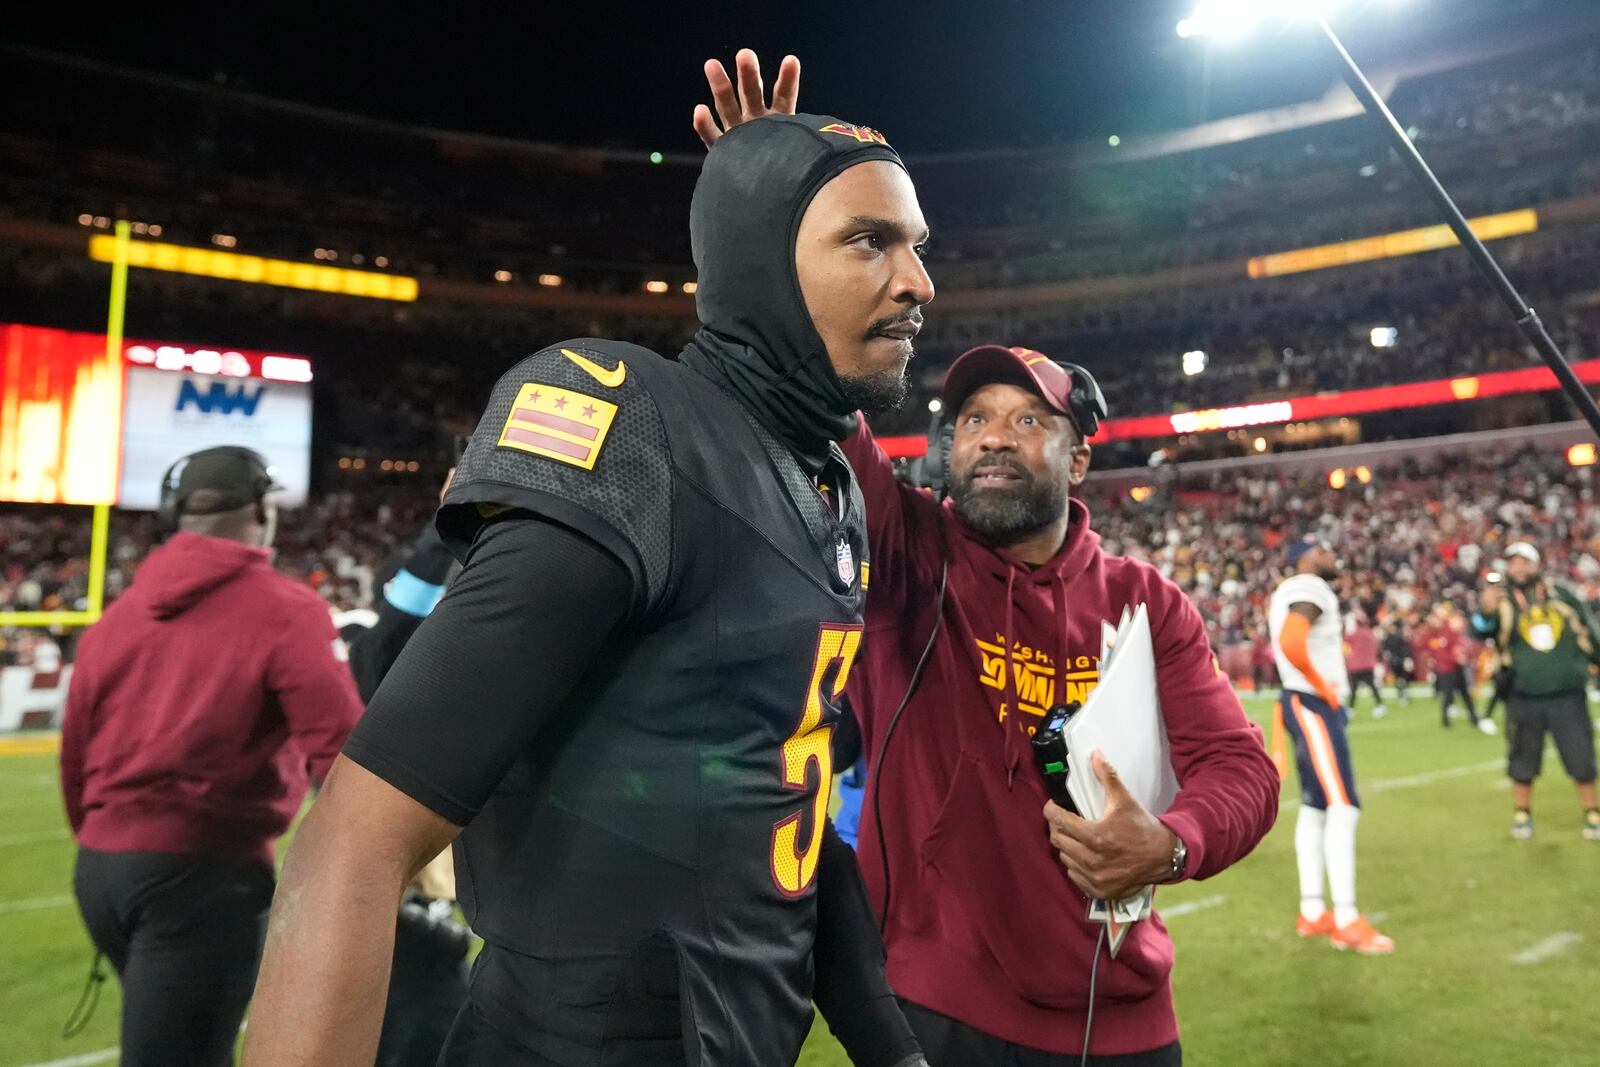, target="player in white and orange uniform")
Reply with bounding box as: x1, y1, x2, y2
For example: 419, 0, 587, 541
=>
1269, 536, 1394, 956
